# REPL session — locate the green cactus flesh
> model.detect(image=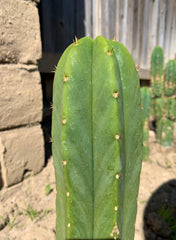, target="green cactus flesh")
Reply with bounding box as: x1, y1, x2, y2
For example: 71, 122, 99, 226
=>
156, 118, 174, 147
151, 47, 164, 98
52, 36, 143, 240
140, 87, 152, 122
154, 98, 165, 120
143, 120, 149, 161
165, 97, 176, 120
140, 87, 151, 160
165, 60, 176, 97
